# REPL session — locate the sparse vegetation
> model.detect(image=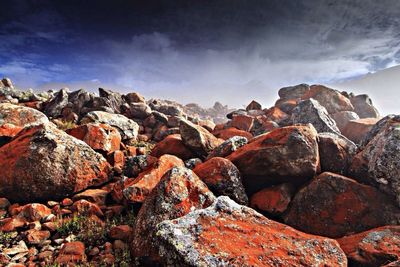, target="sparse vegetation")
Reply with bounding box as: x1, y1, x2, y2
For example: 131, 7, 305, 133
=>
127, 140, 155, 154
0, 231, 15, 244
54, 119, 77, 131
